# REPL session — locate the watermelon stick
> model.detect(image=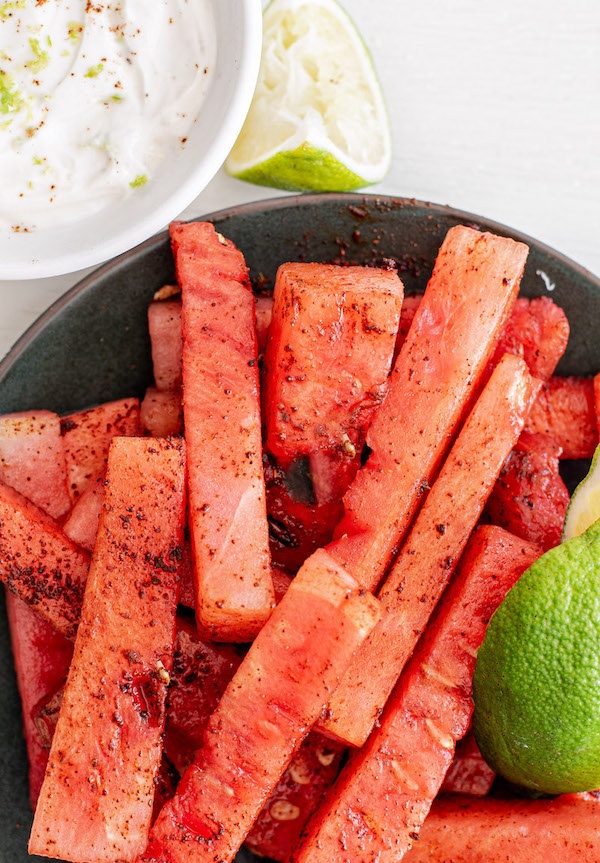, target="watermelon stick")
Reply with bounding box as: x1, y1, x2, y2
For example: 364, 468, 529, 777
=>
60, 397, 141, 501
525, 374, 598, 459
0, 407, 85, 808
147, 298, 183, 393
262, 261, 404, 504
440, 730, 496, 797
0, 480, 89, 639
402, 793, 600, 863
245, 731, 346, 862
595, 373, 600, 436
328, 226, 528, 591
29, 437, 186, 863
0, 410, 72, 519
138, 548, 381, 863
171, 221, 275, 642
487, 295, 569, 380
319, 352, 541, 747
293, 525, 541, 863
5, 594, 73, 808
